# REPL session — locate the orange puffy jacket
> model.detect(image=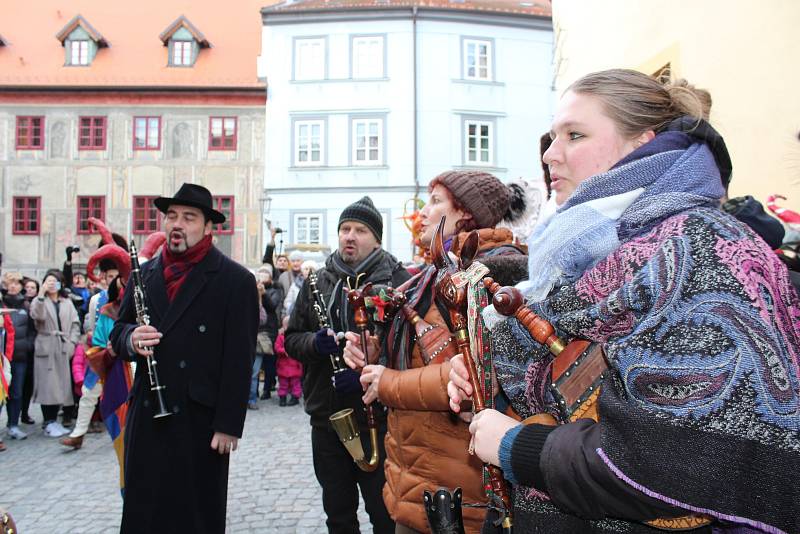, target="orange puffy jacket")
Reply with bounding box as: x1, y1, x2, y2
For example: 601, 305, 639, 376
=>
378, 229, 521, 533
